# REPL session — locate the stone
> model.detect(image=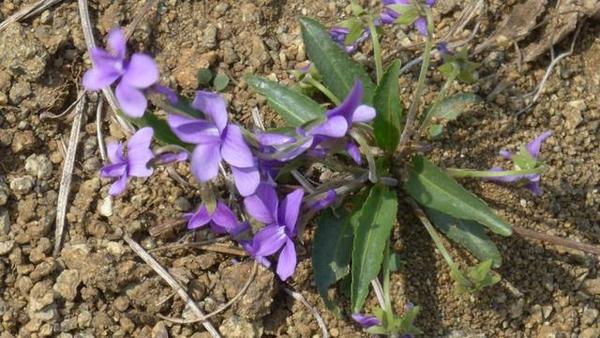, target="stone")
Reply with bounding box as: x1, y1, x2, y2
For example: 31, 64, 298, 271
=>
98, 196, 113, 217
0, 23, 48, 81
562, 101, 584, 129
202, 24, 218, 49
53, 270, 80, 301
221, 261, 277, 320
583, 279, 600, 296
8, 79, 31, 104
10, 176, 34, 195
0, 240, 15, 255
581, 328, 600, 338
174, 196, 191, 211
0, 209, 9, 235
510, 298, 525, 319
0, 179, 8, 206
218, 316, 263, 338
174, 50, 217, 90
11, 130, 36, 153
25, 154, 53, 179
581, 307, 599, 326
28, 280, 54, 313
